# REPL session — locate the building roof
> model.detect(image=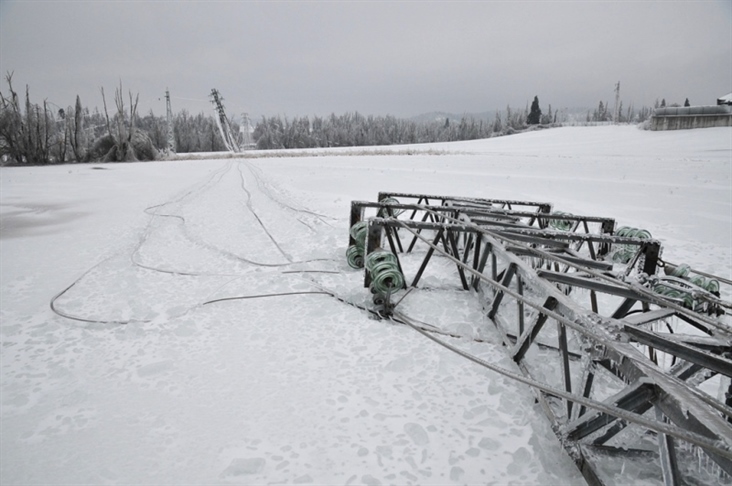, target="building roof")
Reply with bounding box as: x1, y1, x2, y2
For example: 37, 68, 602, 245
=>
718, 93, 732, 105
